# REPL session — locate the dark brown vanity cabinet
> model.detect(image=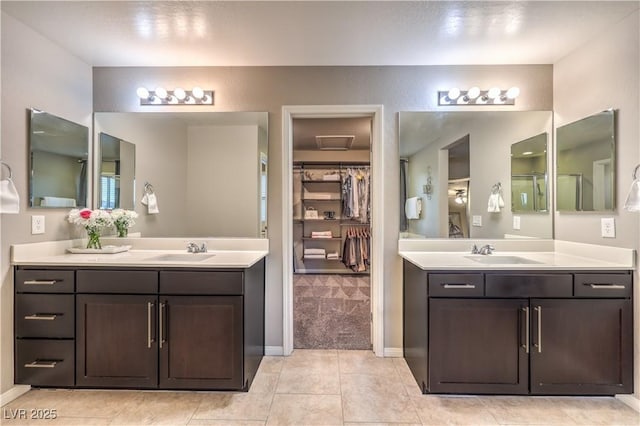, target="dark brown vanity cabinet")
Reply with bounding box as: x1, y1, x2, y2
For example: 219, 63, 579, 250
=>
15, 259, 265, 391
403, 261, 634, 396
14, 269, 75, 387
